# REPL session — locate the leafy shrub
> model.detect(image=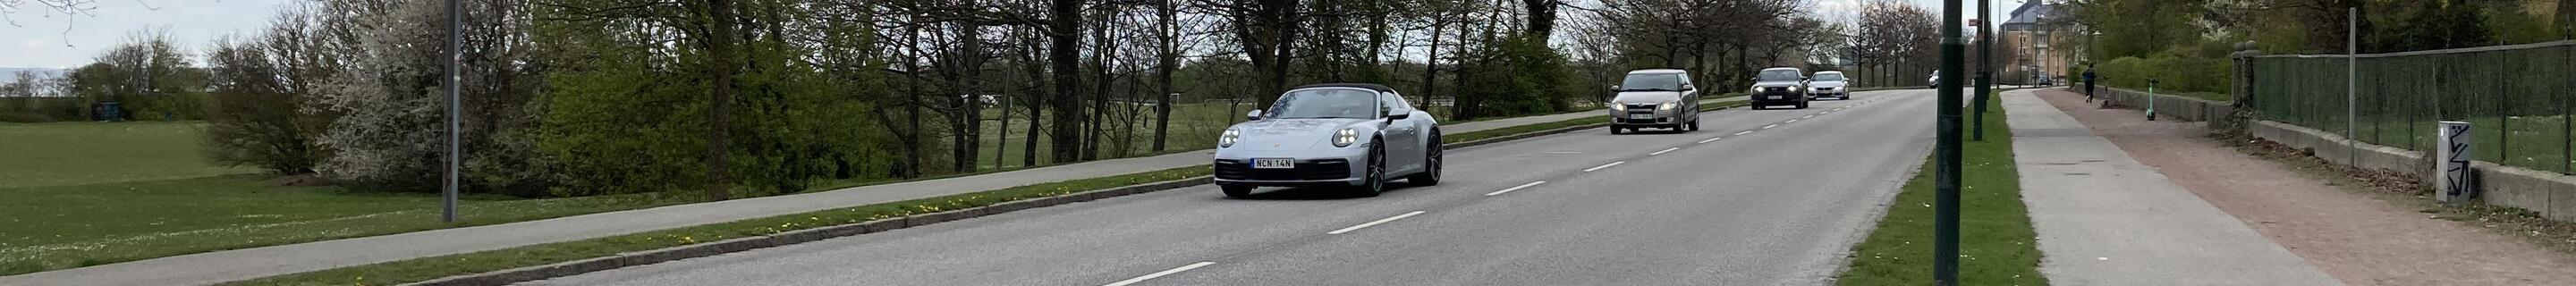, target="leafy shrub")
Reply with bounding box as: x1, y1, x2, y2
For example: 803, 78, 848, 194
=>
2096, 55, 2231, 96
